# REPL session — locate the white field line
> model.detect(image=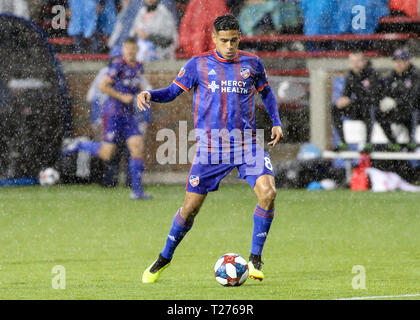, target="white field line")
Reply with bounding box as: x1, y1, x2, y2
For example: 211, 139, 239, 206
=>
335, 293, 420, 300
